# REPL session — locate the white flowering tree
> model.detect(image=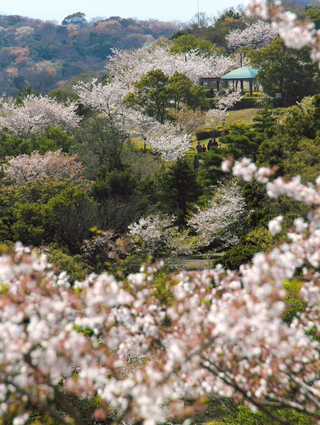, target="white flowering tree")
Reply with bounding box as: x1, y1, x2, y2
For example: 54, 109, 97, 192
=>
2, 160, 320, 423
0, 95, 81, 138
205, 90, 243, 131
2, 150, 86, 185
128, 214, 193, 259
121, 108, 159, 150
188, 181, 246, 250
74, 78, 129, 128
226, 20, 278, 50
107, 45, 236, 86
146, 122, 192, 161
